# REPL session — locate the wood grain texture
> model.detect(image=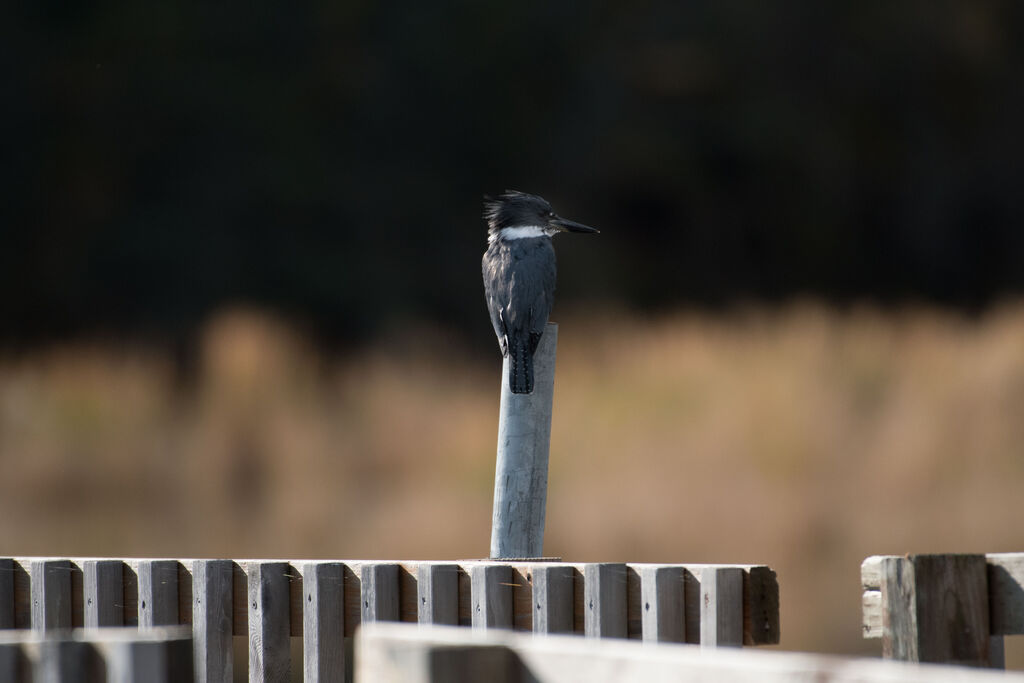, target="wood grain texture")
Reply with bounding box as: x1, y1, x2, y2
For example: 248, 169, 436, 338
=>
30, 559, 72, 632
639, 565, 684, 643
583, 563, 627, 639
417, 563, 459, 626
247, 561, 292, 683
471, 564, 513, 629
83, 560, 123, 628
361, 563, 400, 624
301, 561, 345, 683
700, 567, 743, 648
138, 560, 179, 627
862, 590, 882, 638
531, 564, 573, 635
490, 323, 557, 560
192, 559, 234, 683
879, 554, 991, 666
